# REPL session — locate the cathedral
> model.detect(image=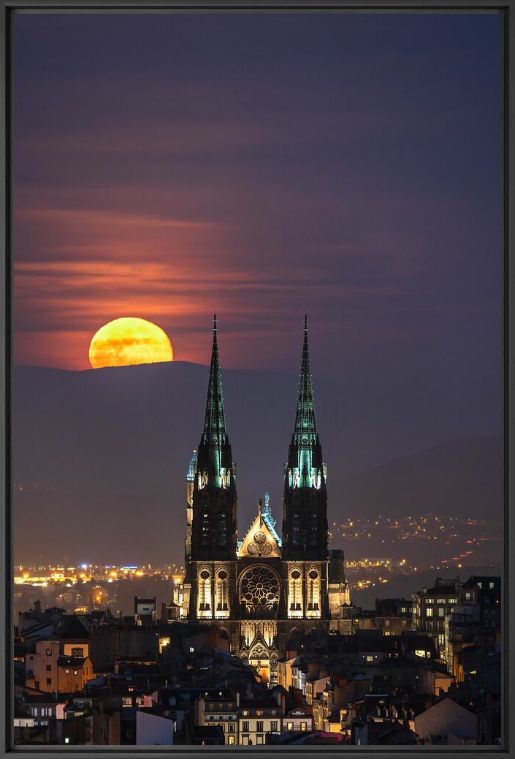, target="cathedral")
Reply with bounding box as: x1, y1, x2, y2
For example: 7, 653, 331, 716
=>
179, 316, 351, 685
